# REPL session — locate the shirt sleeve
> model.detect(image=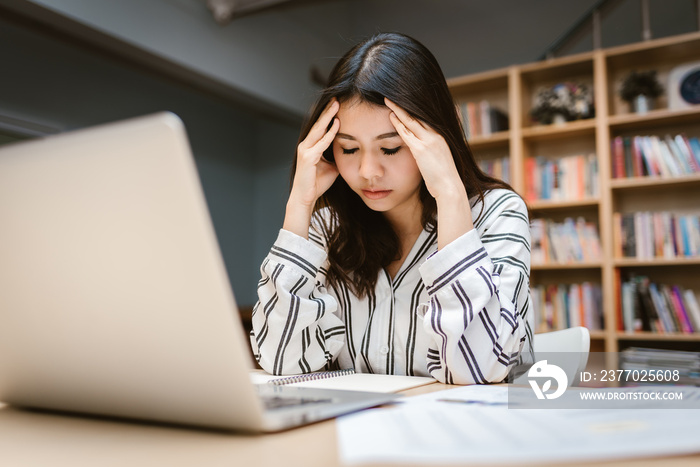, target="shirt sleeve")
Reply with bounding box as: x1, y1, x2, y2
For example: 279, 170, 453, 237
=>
250, 228, 346, 375
418, 192, 532, 384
